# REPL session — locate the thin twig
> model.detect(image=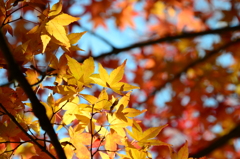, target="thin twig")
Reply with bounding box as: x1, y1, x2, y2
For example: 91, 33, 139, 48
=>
3, 16, 23, 25
92, 136, 105, 156
1, 4, 28, 27
90, 103, 95, 159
